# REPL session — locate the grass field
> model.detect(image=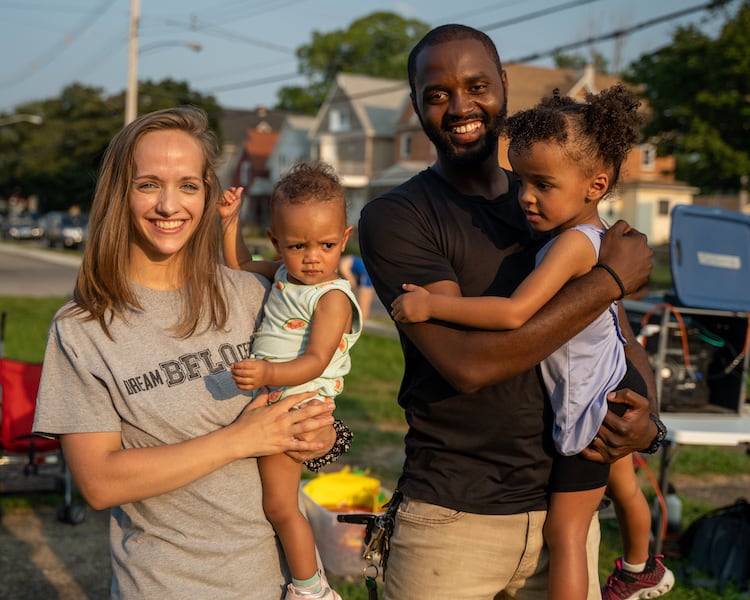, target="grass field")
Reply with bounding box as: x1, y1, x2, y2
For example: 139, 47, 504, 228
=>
1, 295, 748, 599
